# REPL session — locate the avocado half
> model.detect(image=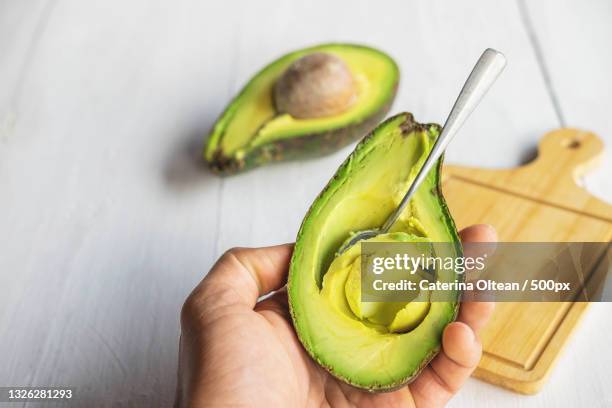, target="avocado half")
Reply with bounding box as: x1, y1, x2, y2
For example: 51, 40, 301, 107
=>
288, 113, 462, 391
204, 44, 399, 174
